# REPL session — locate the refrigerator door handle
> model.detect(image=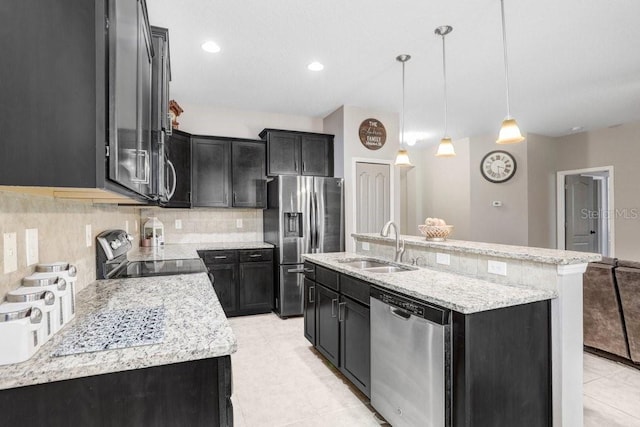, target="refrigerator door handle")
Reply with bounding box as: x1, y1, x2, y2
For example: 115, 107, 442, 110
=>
309, 189, 316, 253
